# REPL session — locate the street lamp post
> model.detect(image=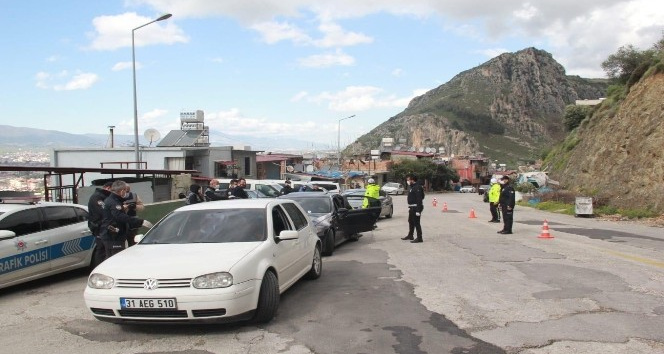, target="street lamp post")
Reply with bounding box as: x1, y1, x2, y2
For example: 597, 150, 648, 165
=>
337, 114, 355, 168
132, 13, 172, 168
